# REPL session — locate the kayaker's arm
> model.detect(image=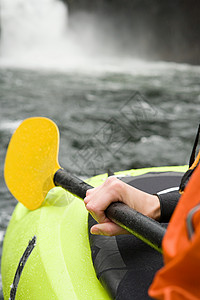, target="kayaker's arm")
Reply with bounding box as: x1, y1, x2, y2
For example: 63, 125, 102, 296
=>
84, 177, 161, 236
